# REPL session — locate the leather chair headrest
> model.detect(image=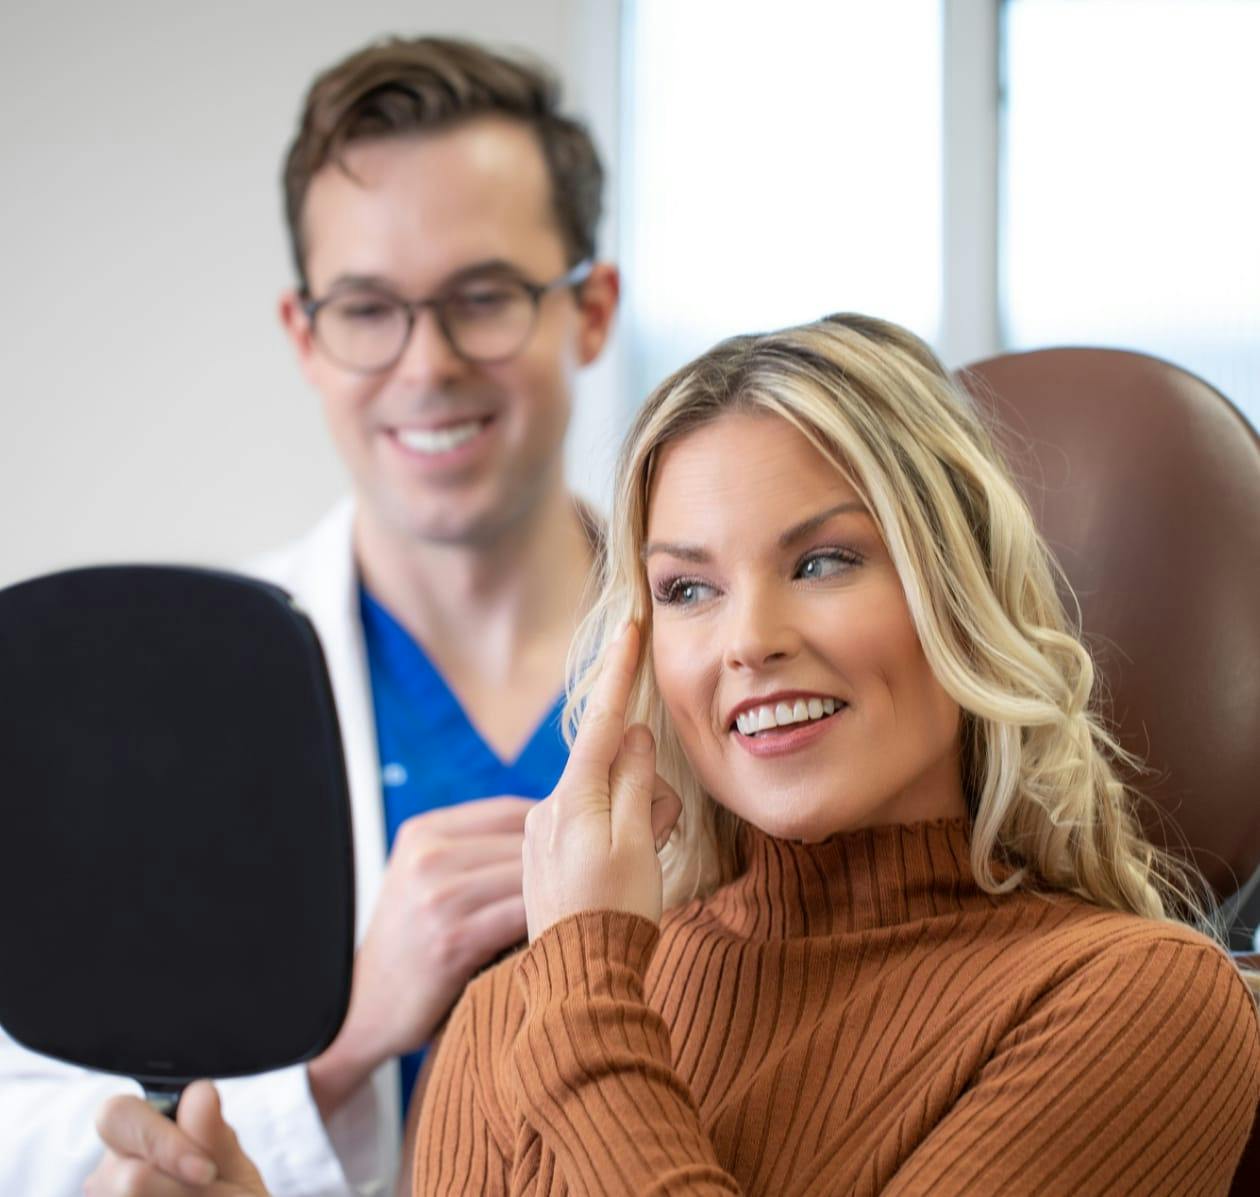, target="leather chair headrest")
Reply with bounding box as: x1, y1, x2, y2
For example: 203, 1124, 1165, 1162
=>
957, 348, 1260, 899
